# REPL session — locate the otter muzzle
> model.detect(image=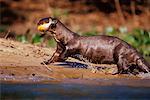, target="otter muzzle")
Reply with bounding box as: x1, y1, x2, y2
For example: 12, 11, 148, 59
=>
37, 22, 51, 32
